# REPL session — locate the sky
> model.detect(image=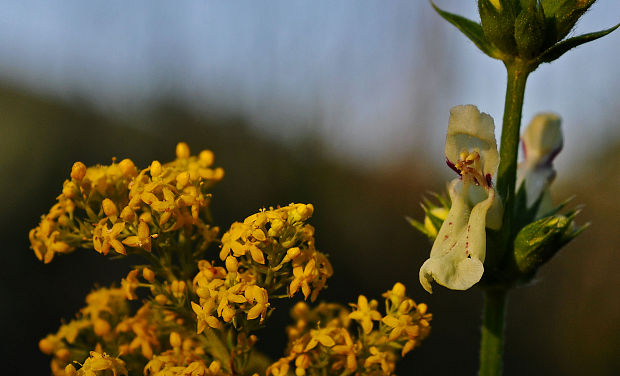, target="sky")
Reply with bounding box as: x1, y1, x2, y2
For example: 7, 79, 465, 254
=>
1, 0, 619, 174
